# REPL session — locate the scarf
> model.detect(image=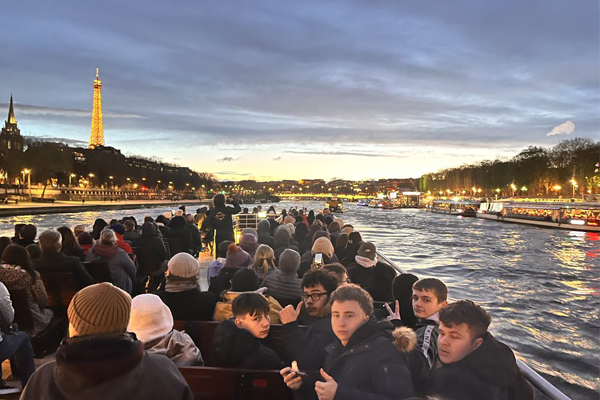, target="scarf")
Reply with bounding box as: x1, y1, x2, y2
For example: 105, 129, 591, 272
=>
355, 255, 377, 268
165, 276, 199, 293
